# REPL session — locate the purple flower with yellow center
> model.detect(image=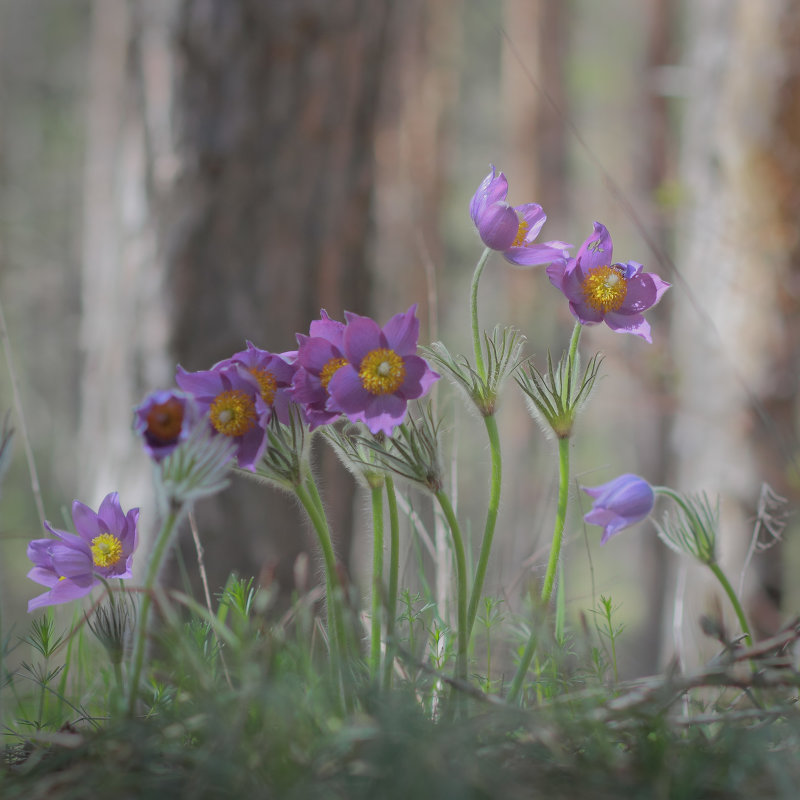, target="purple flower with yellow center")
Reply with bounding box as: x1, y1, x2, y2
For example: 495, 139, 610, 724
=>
292, 310, 348, 430
217, 341, 300, 426
582, 474, 655, 544
326, 304, 440, 436
133, 389, 199, 461
176, 362, 270, 470
469, 165, 571, 267
546, 222, 670, 342
27, 492, 139, 611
